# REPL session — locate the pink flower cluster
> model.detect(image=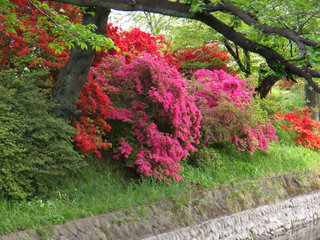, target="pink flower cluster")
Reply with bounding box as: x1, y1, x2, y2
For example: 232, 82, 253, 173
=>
192, 69, 277, 153
192, 69, 251, 108
91, 54, 202, 180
